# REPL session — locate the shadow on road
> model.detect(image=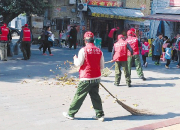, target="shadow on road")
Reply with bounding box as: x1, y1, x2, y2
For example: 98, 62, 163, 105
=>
105, 112, 180, 122
75, 112, 180, 122
131, 83, 176, 87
